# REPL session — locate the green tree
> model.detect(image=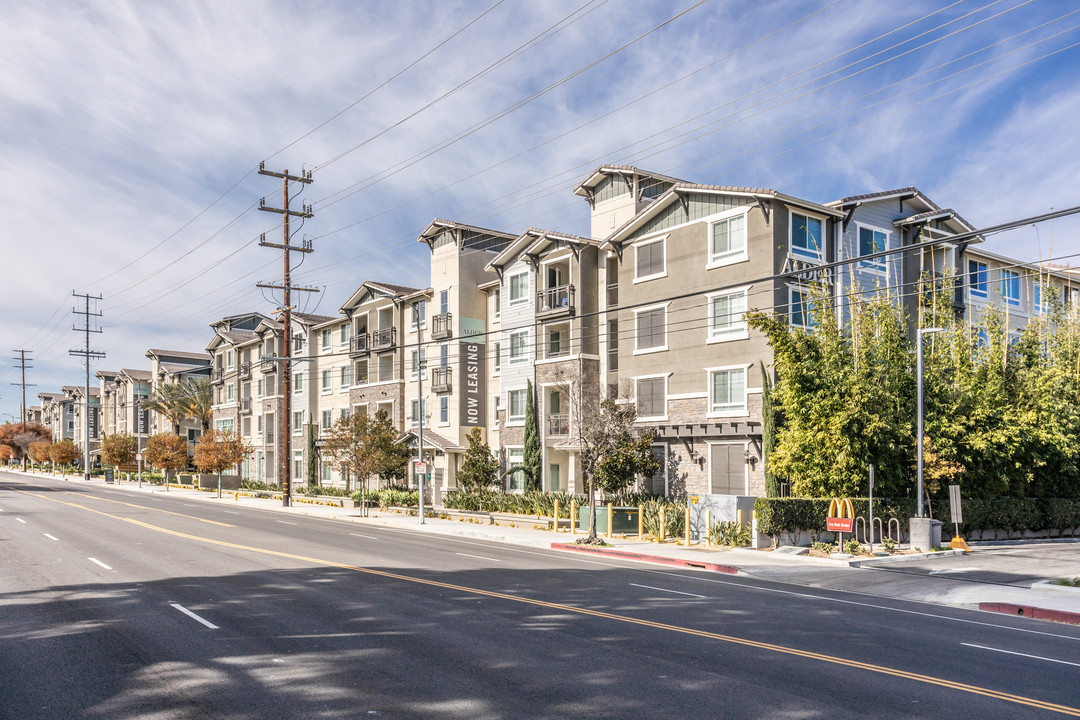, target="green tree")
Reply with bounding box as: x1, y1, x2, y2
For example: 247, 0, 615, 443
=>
761, 361, 779, 497
100, 432, 138, 468
523, 380, 541, 491
141, 382, 194, 435
458, 427, 499, 493
323, 410, 410, 506
183, 377, 214, 432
